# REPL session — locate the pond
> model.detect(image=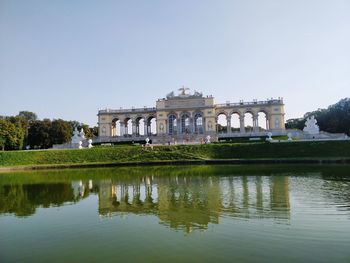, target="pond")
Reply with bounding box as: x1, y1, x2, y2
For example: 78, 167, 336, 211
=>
0, 165, 349, 263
